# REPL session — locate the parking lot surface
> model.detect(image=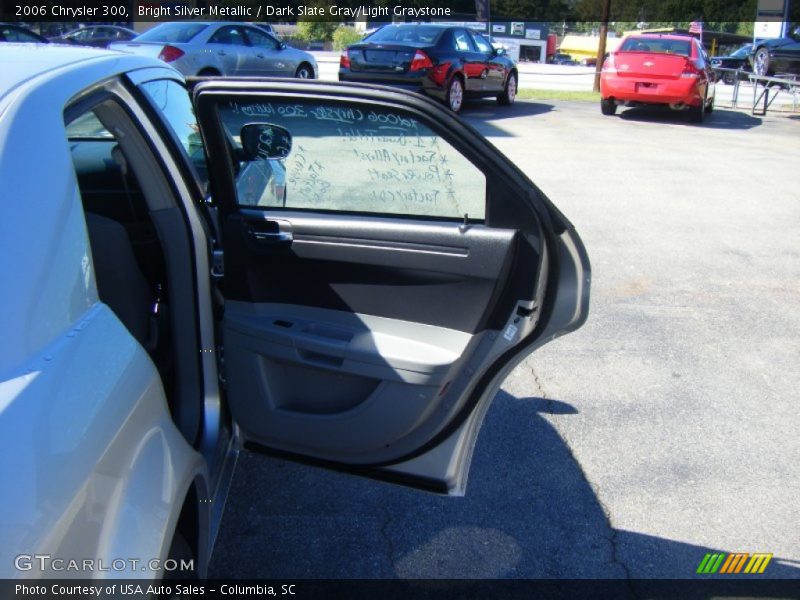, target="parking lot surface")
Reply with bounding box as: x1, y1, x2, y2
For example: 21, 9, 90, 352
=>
209, 100, 800, 580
